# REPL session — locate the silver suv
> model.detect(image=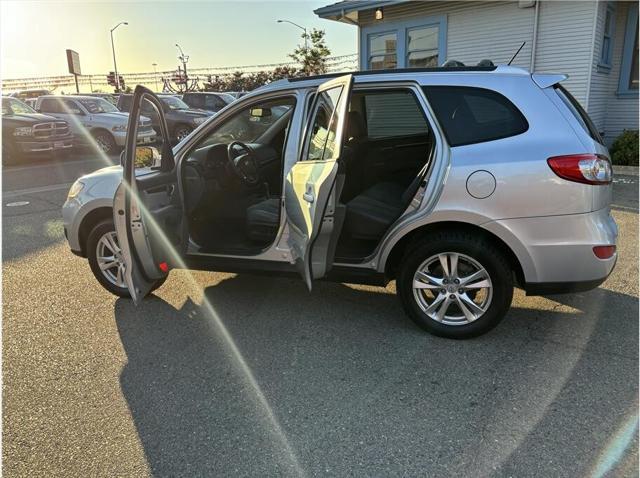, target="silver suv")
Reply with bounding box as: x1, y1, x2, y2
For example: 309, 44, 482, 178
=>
62, 66, 617, 338
36, 95, 156, 154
